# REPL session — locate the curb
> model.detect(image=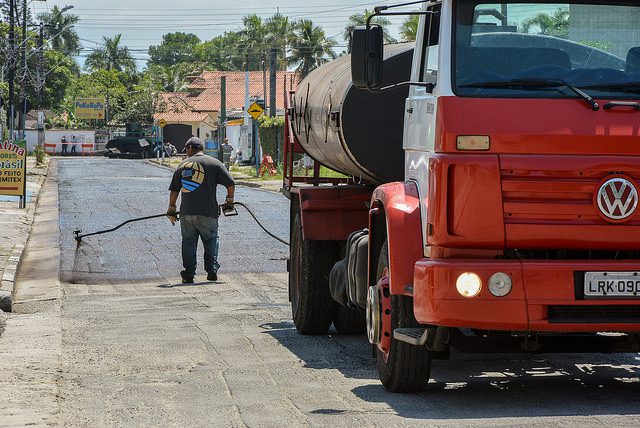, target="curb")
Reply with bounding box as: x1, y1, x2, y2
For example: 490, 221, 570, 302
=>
0, 244, 24, 312
0, 162, 49, 312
